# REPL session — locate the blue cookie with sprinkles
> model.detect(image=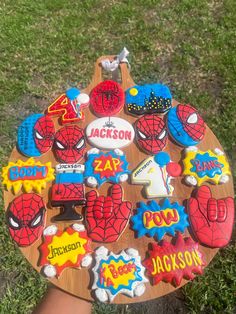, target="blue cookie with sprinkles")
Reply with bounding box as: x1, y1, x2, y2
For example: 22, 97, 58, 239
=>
125, 84, 172, 115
